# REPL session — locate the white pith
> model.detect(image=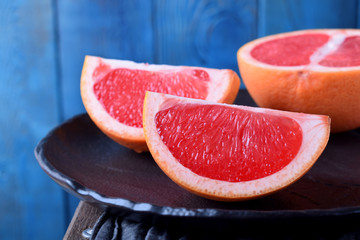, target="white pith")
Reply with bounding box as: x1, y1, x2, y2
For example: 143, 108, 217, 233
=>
308, 32, 346, 66
81, 56, 236, 141
144, 92, 330, 200
239, 29, 360, 72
